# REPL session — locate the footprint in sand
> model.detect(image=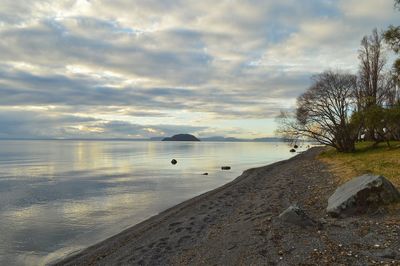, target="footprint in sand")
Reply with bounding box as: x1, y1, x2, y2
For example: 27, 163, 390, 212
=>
169, 222, 182, 227
178, 235, 191, 245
